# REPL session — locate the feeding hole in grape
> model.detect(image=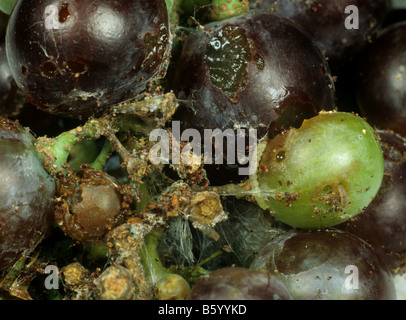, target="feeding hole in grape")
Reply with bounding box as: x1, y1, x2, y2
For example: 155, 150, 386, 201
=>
64, 60, 88, 76
276, 150, 286, 162
58, 2, 71, 23
322, 185, 333, 194
39, 60, 60, 79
